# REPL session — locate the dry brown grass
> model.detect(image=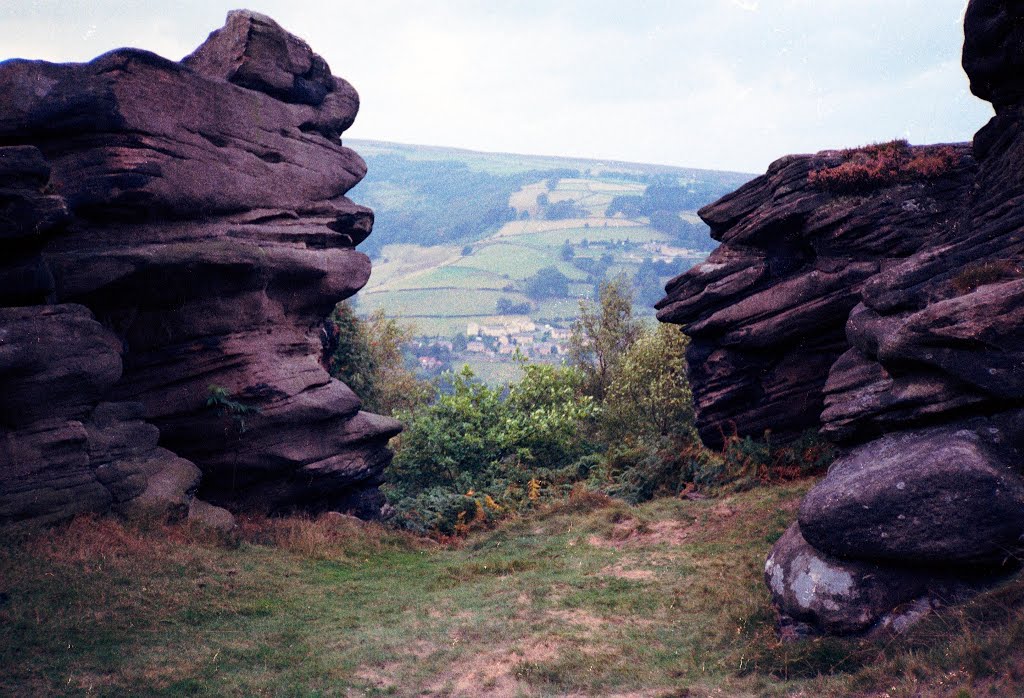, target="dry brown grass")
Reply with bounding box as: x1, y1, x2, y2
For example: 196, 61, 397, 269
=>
809, 140, 961, 193
950, 259, 1023, 295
